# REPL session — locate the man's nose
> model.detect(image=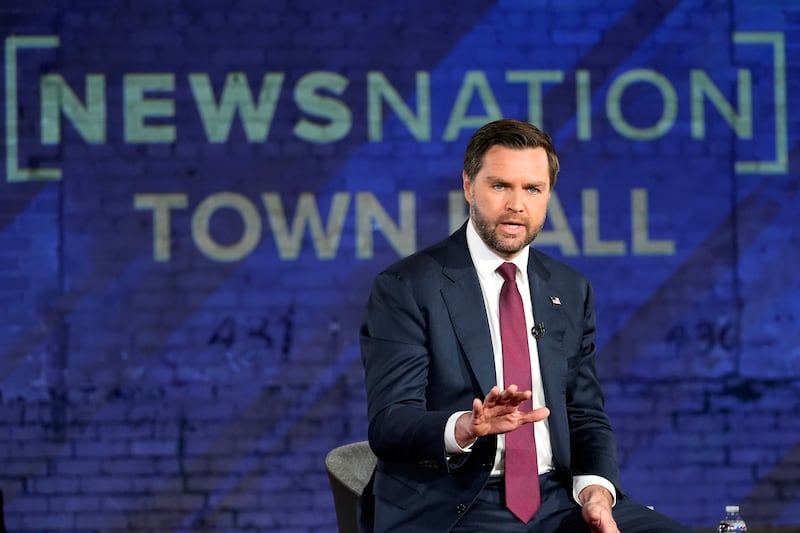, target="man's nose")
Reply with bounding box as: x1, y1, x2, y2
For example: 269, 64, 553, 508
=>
505, 190, 524, 211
